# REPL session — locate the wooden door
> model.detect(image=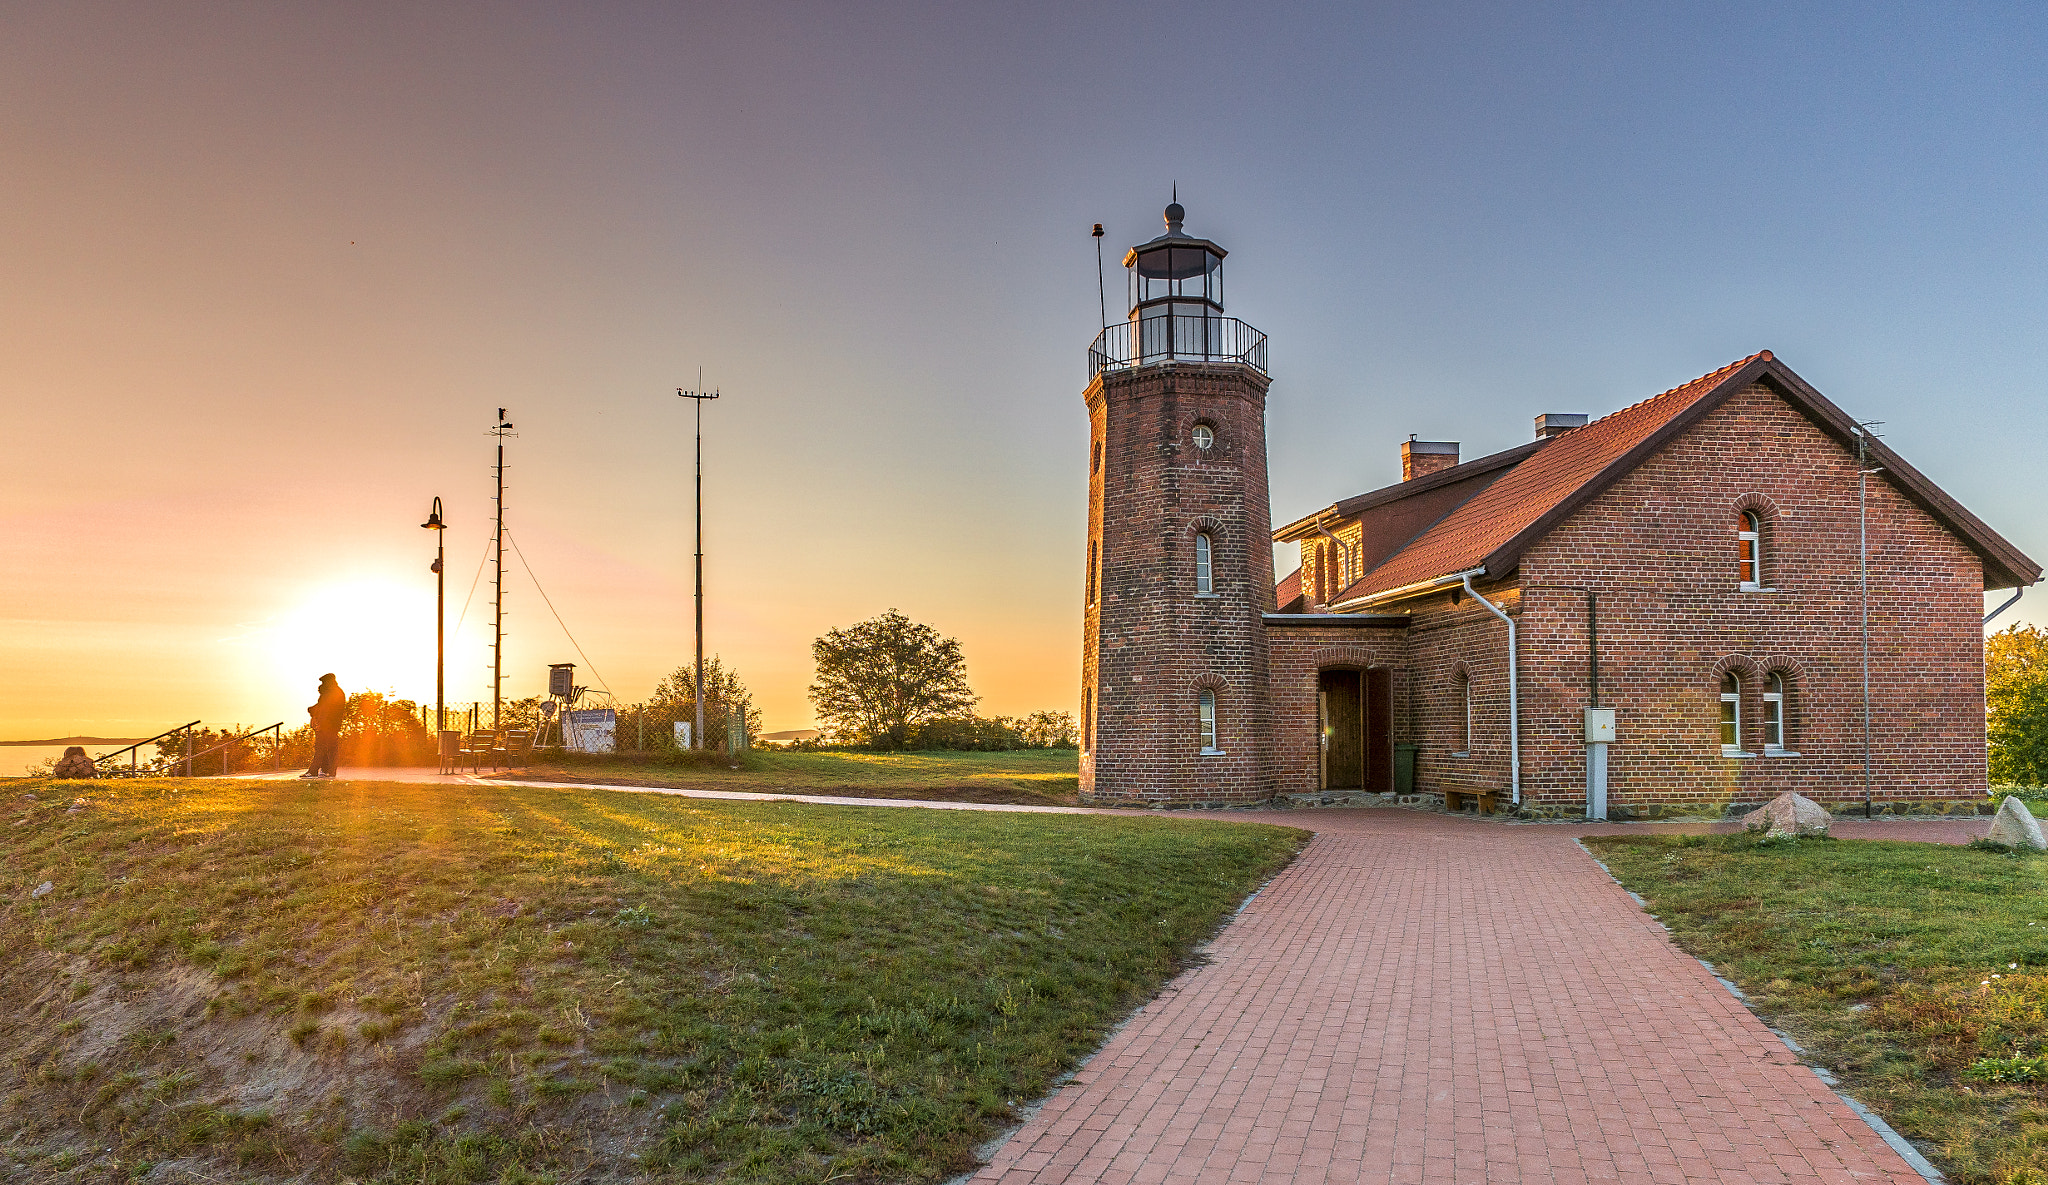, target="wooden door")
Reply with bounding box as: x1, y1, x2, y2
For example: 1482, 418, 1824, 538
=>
1366, 668, 1393, 792
1319, 669, 1364, 789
